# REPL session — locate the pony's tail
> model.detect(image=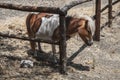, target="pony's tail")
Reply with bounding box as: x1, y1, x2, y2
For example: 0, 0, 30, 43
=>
26, 13, 33, 34
26, 13, 36, 51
